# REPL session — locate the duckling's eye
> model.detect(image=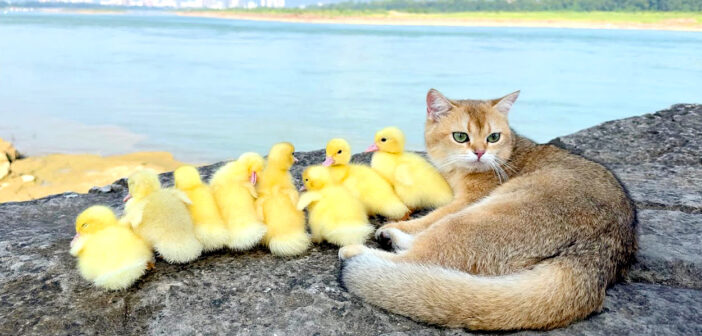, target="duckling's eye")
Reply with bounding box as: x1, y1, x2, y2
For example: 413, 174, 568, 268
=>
81, 223, 88, 228
305, 178, 308, 182
337, 150, 342, 154
487, 132, 501, 143
381, 138, 387, 142
452, 132, 469, 143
